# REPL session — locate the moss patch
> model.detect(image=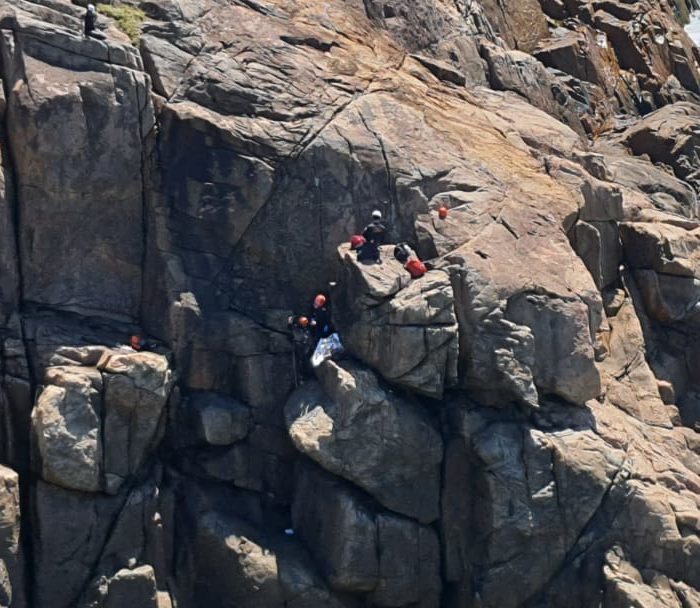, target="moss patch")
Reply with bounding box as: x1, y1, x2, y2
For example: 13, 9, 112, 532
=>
97, 3, 146, 45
